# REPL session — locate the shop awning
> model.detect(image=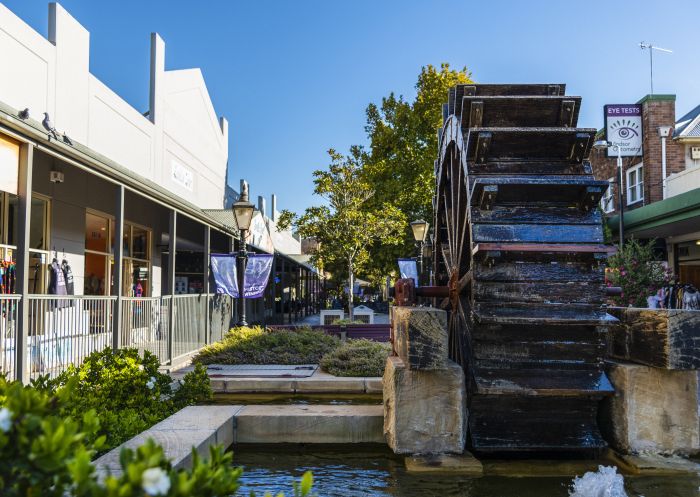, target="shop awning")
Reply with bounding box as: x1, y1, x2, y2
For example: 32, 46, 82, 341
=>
607, 187, 700, 239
